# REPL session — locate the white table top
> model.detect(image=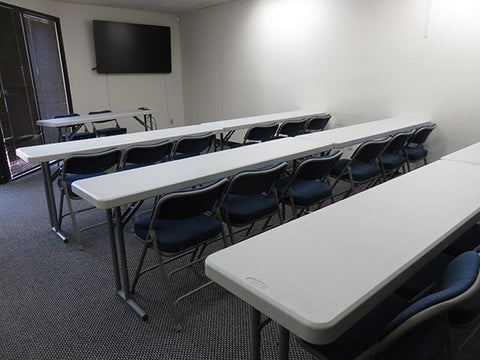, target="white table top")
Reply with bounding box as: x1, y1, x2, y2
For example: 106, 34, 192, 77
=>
441, 141, 480, 165
201, 110, 326, 132
206, 160, 480, 345
36, 109, 160, 127
71, 137, 332, 209
16, 124, 218, 163
299, 118, 431, 148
